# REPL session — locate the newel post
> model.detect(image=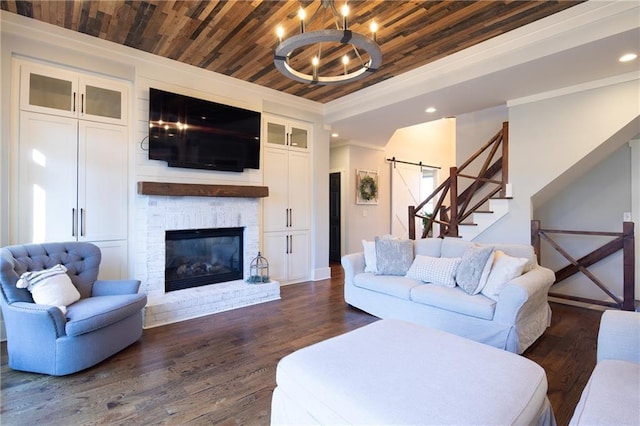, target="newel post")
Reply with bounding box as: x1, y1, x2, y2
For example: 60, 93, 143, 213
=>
408, 206, 416, 240
531, 220, 541, 265
500, 122, 509, 197
449, 167, 458, 237
622, 221, 635, 311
